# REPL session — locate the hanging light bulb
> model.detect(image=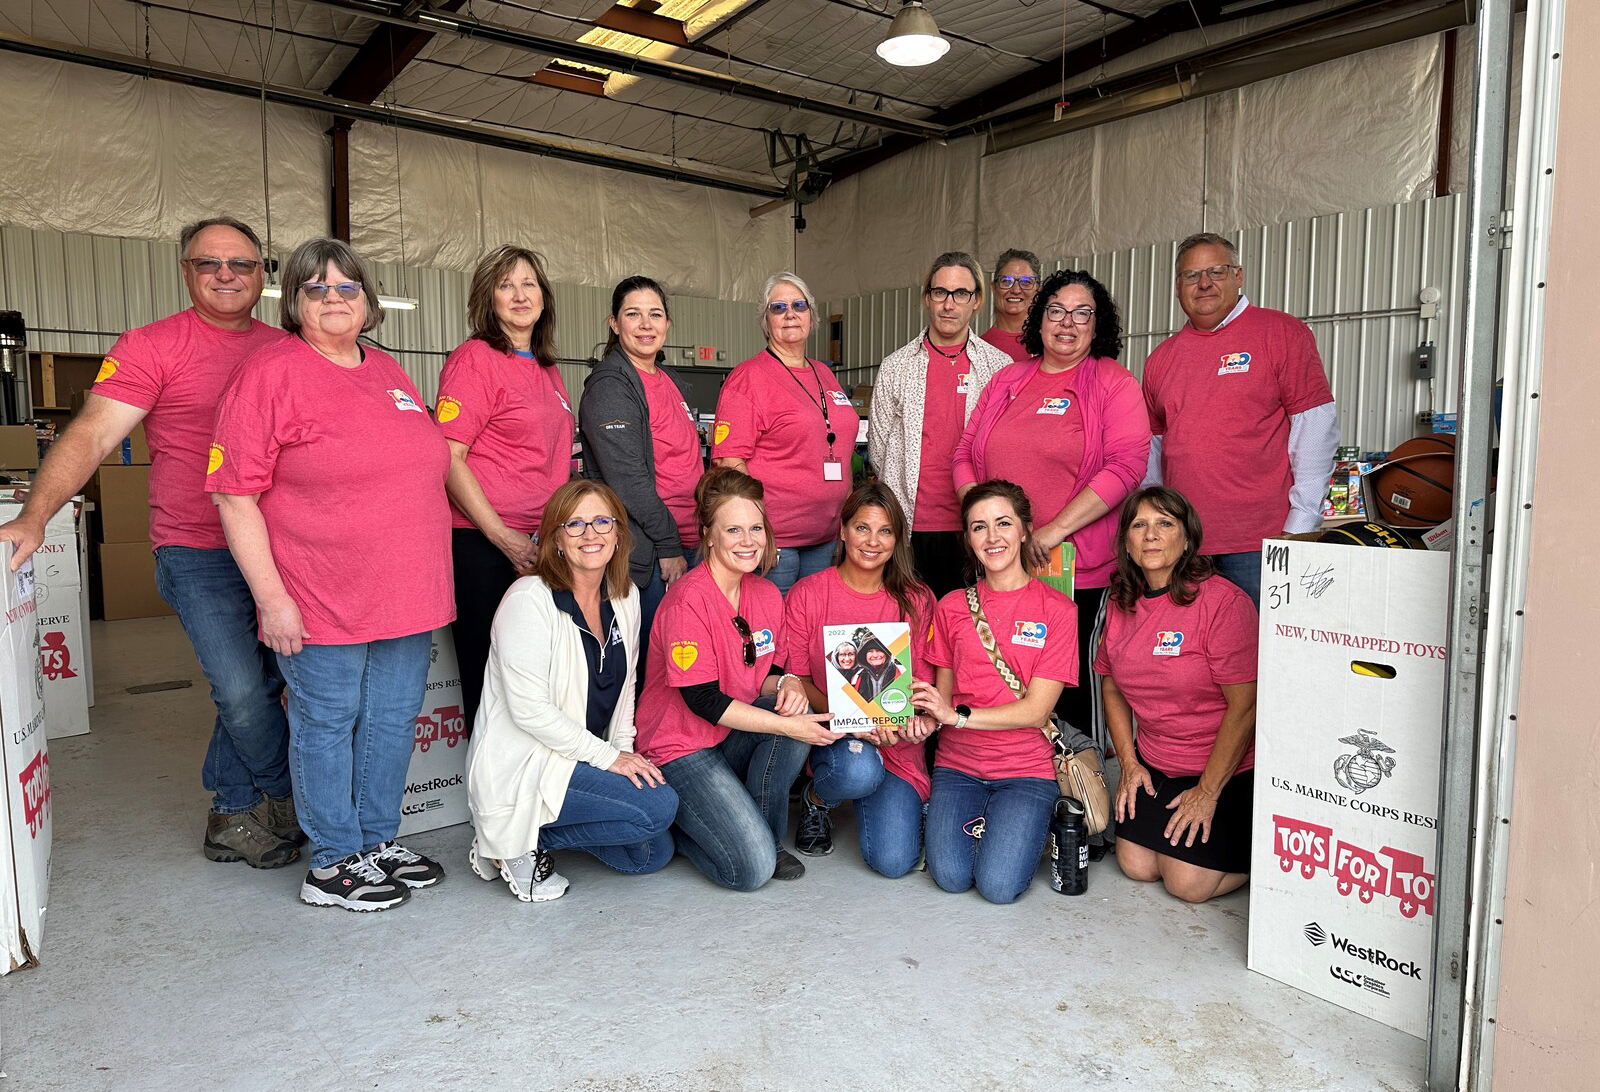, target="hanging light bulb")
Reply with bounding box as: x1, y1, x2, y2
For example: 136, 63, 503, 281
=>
876, 1, 949, 68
